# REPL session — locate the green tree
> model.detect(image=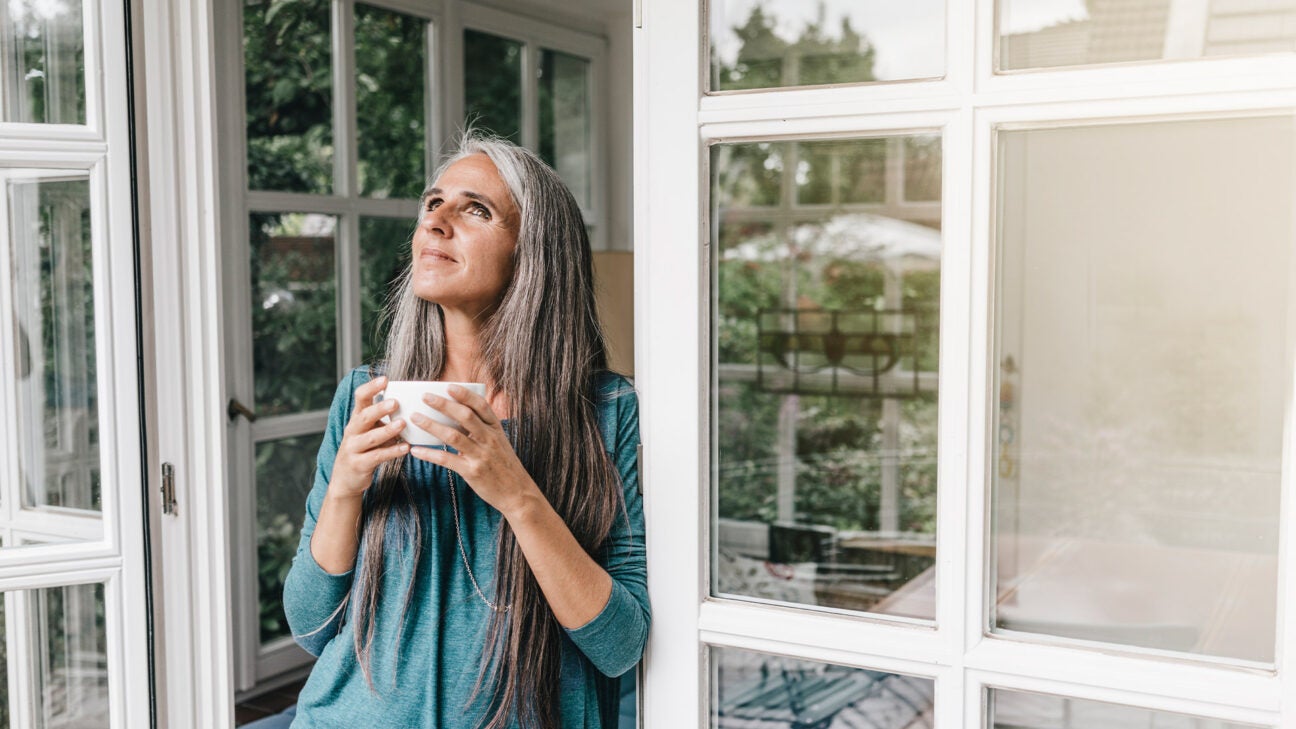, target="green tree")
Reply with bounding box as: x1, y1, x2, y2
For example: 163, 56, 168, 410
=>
244, 0, 334, 193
